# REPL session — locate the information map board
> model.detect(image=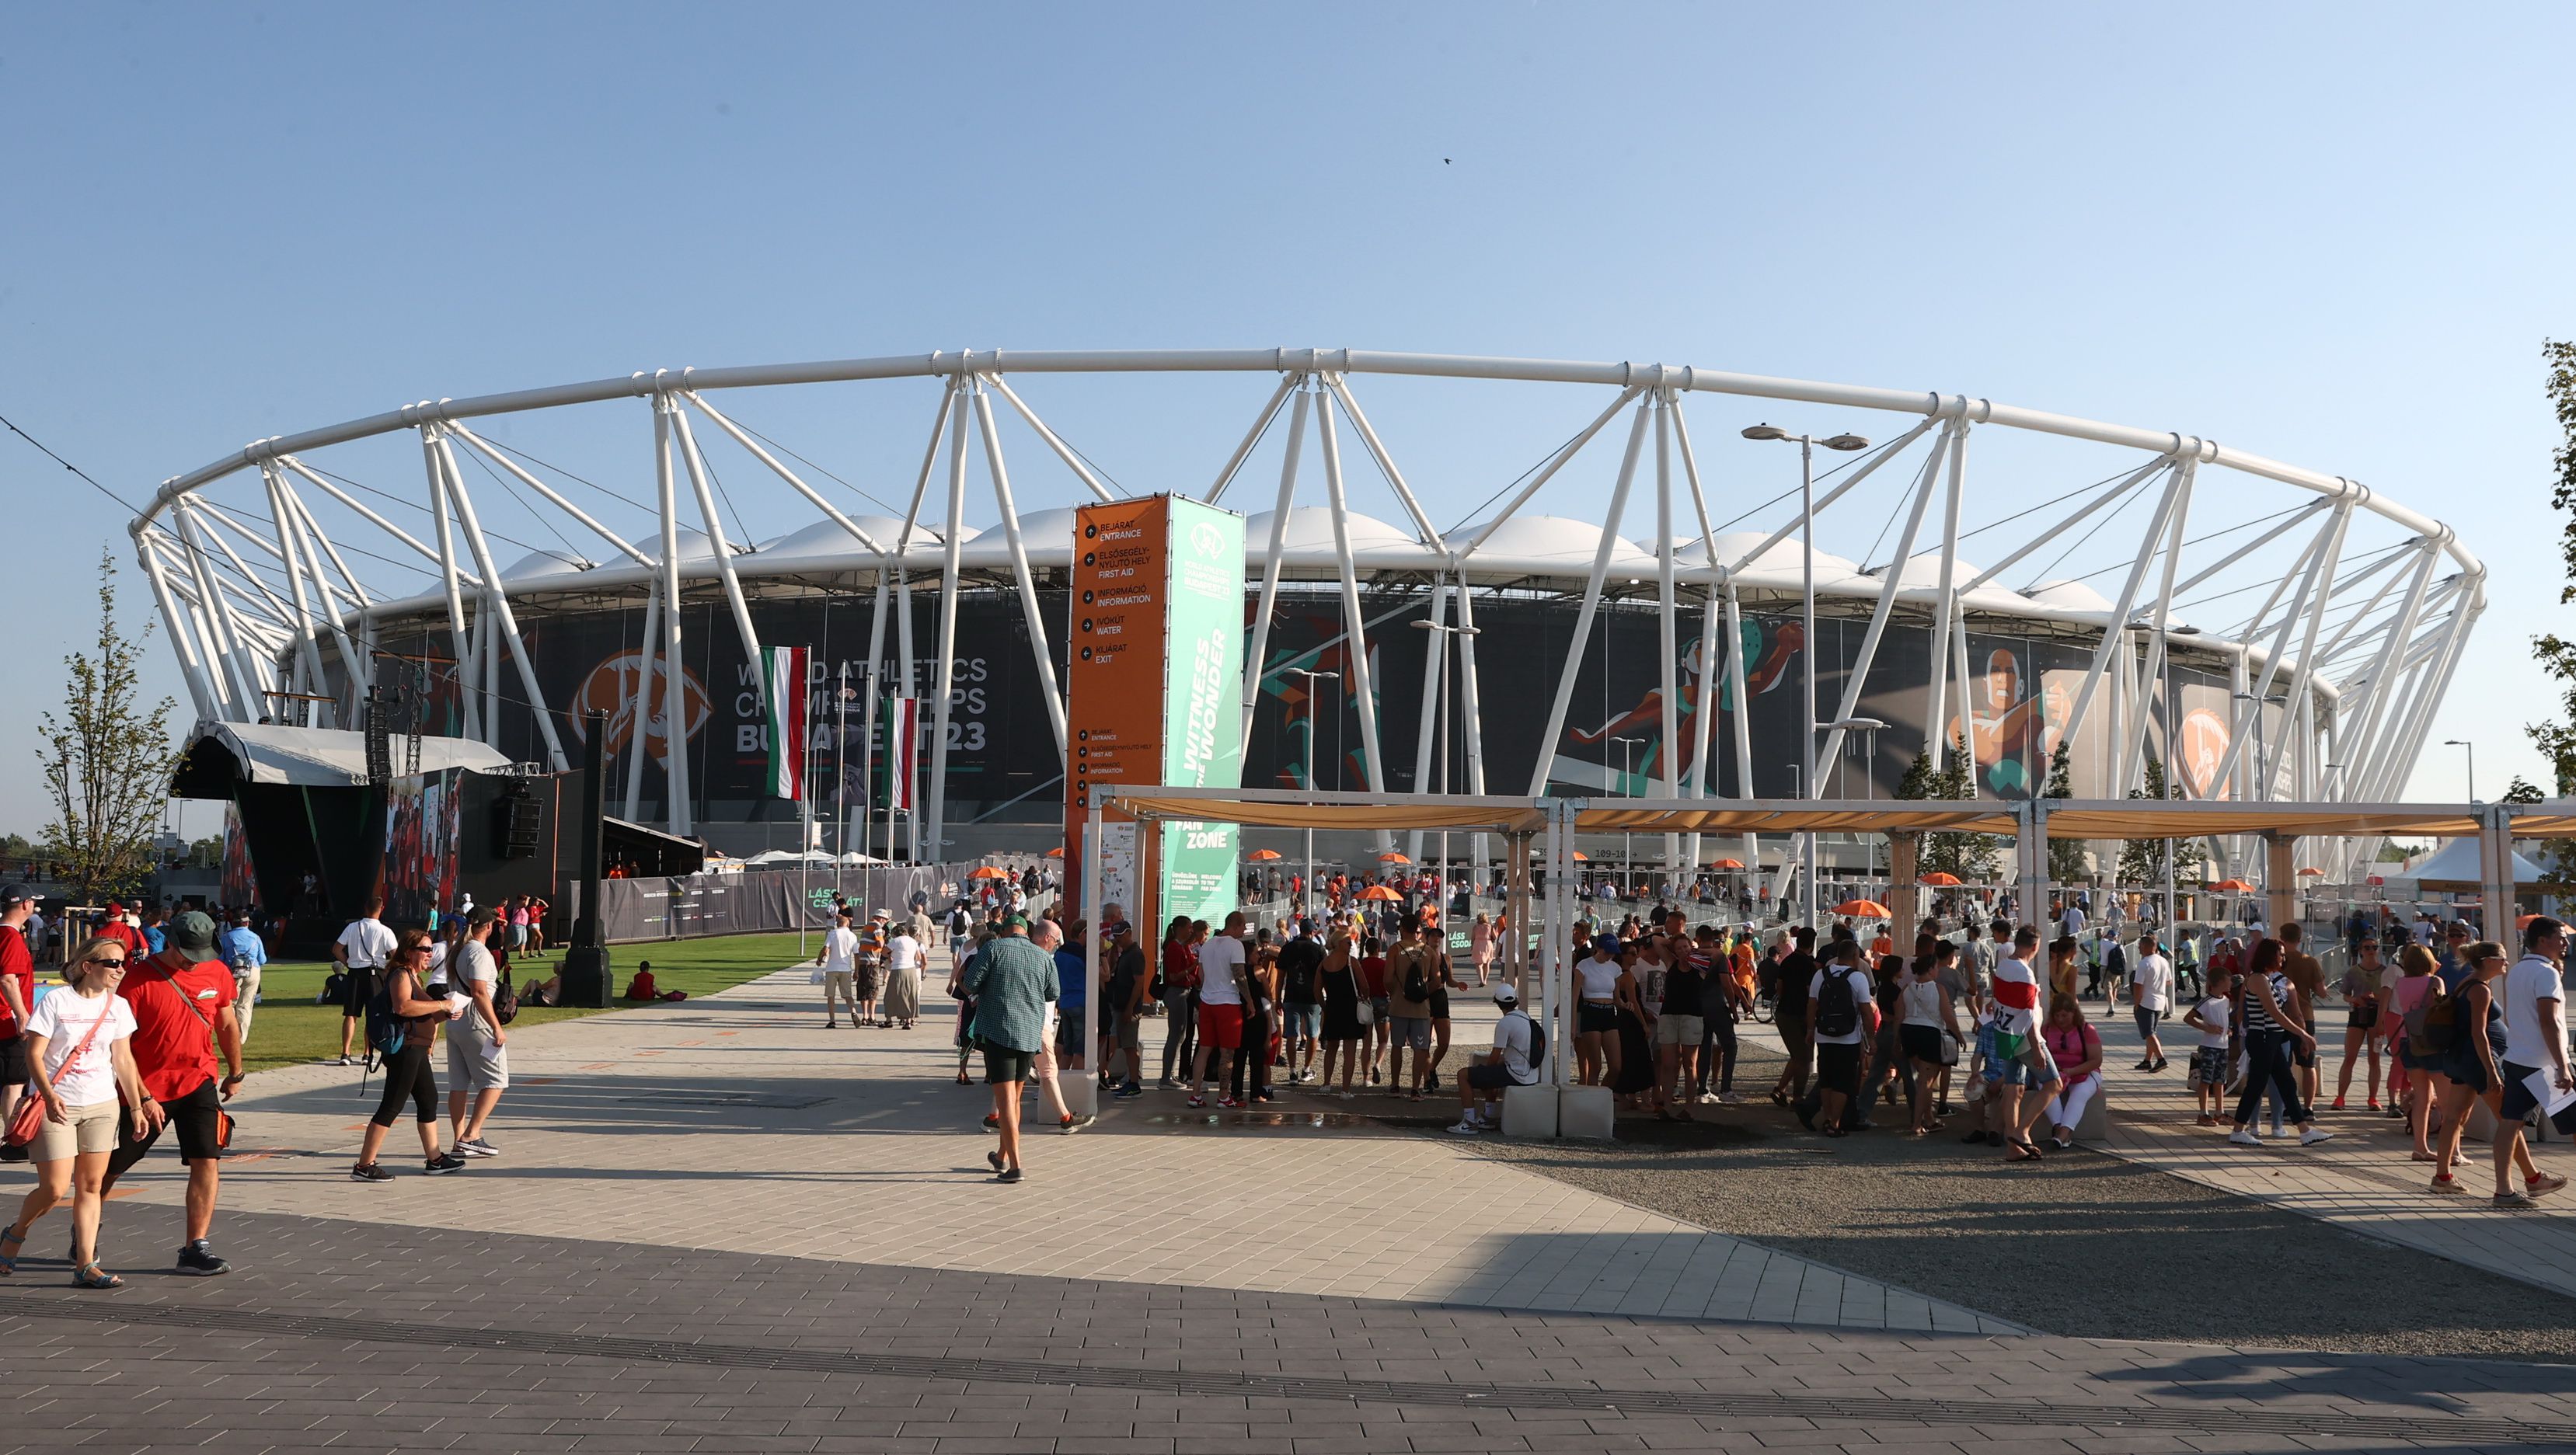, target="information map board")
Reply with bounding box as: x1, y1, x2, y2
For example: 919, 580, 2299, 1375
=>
1063, 494, 1245, 929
